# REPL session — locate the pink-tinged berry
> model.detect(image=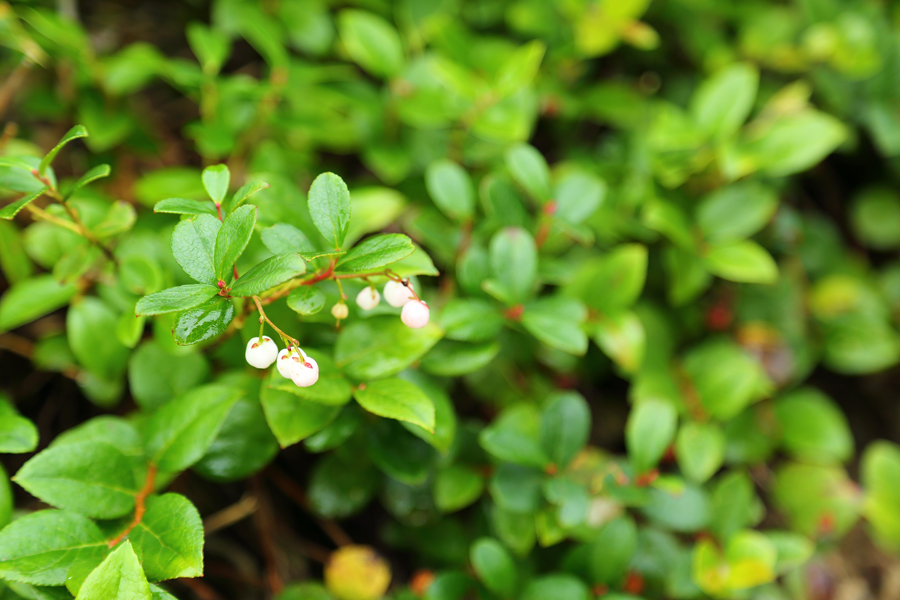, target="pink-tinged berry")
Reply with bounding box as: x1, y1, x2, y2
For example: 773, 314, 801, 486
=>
290, 356, 319, 387
276, 348, 297, 379
401, 300, 430, 329
331, 302, 349, 320
245, 336, 278, 369
384, 279, 414, 307
356, 287, 380, 310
